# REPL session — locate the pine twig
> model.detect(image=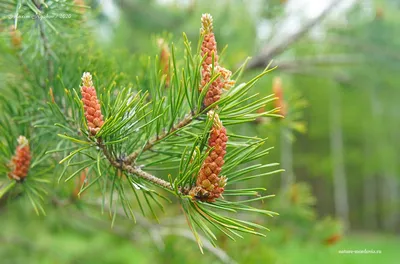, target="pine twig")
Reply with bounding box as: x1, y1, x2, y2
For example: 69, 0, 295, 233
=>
97, 138, 173, 191
122, 165, 172, 190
